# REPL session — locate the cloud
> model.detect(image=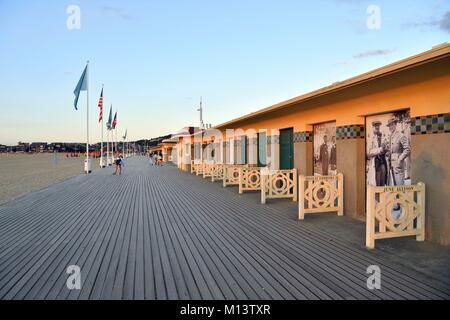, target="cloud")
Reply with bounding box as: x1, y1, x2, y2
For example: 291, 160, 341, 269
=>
353, 48, 397, 59
440, 10, 450, 32
402, 10, 450, 33
100, 6, 134, 20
